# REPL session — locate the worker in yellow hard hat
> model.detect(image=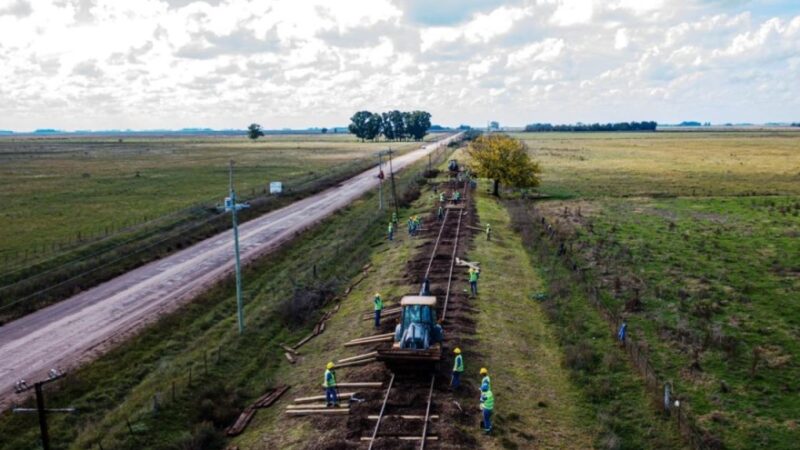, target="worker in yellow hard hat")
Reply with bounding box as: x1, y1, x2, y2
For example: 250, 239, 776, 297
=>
373, 293, 383, 328
451, 347, 464, 390
323, 362, 339, 407
480, 367, 491, 391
